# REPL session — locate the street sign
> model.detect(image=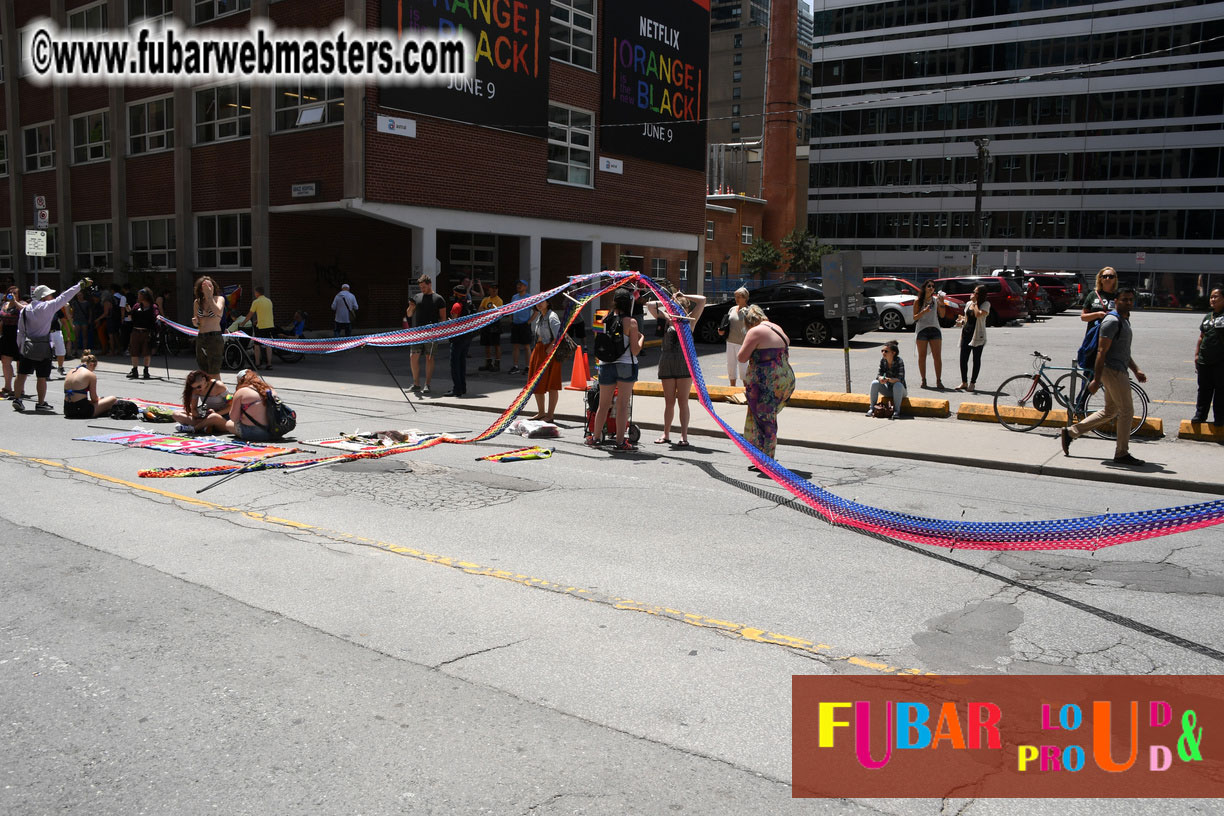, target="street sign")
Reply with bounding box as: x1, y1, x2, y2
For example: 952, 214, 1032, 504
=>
35, 209, 49, 228
969, 241, 982, 254
1136, 251, 1146, 264
33, 195, 47, 210
822, 251, 864, 318
25, 230, 47, 256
